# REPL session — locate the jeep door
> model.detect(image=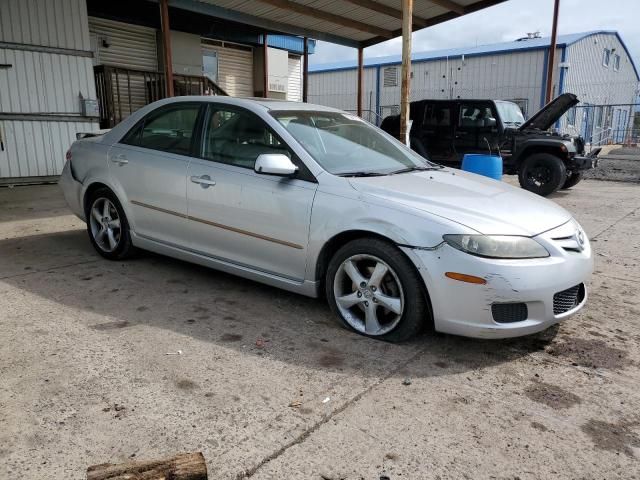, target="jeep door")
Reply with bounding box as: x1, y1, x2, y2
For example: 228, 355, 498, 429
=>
454, 102, 500, 160
415, 102, 456, 164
